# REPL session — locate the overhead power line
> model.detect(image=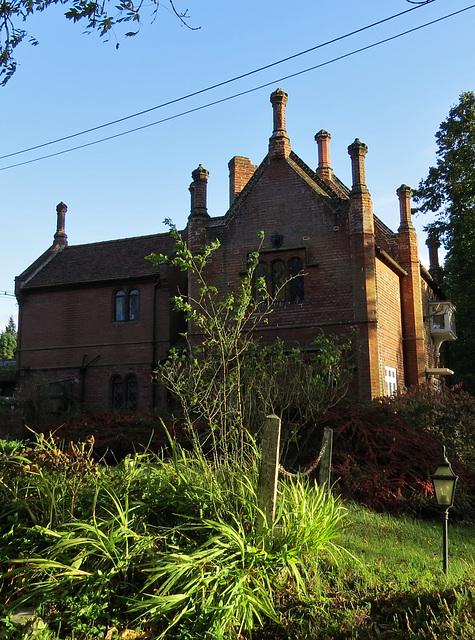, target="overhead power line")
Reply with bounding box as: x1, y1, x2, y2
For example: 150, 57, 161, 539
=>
0, 0, 436, 162
2, 3, 474, 171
